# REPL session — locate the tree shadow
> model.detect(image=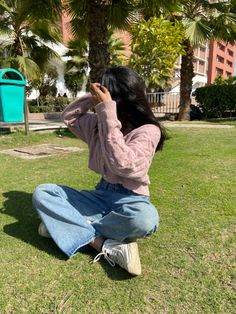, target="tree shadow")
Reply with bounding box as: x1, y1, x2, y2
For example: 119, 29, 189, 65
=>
1, 190, 138, 280
1, 190, 66, 260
